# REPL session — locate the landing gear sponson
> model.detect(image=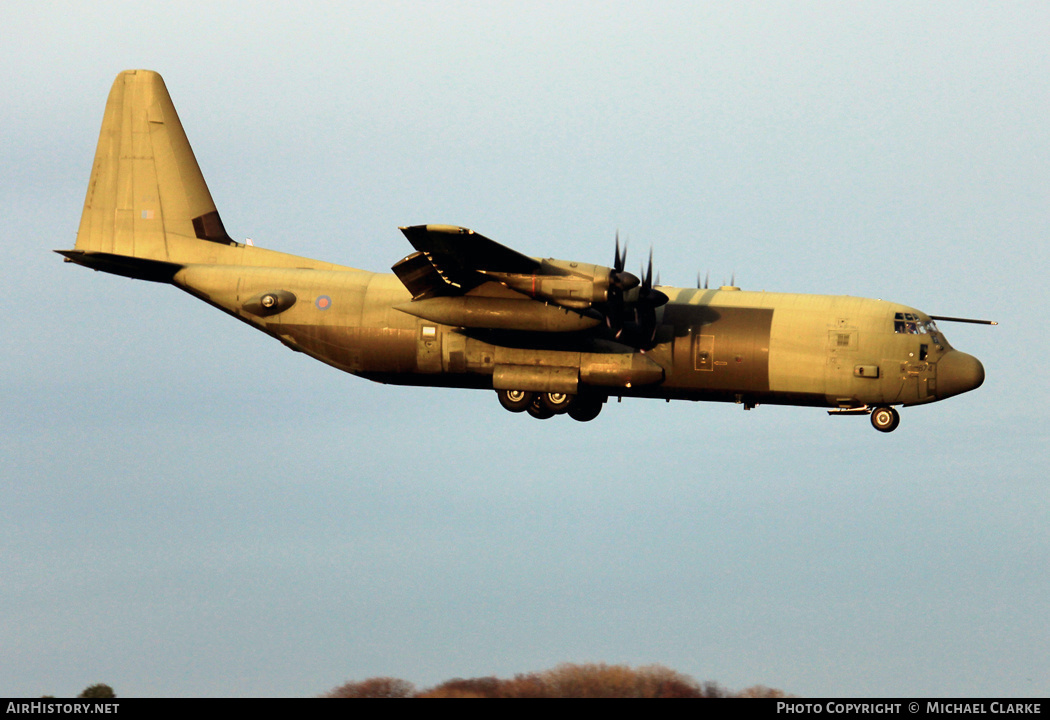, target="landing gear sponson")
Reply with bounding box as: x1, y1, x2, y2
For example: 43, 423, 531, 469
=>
497, 390, 605, 422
